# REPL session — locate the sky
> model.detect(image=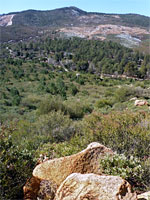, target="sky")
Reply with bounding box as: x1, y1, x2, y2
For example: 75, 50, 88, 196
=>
0, 0, 150, 17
